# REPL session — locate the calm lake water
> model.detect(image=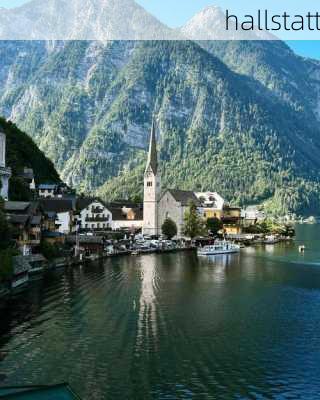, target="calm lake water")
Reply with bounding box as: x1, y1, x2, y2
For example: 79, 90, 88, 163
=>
1, 225, 320, 399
